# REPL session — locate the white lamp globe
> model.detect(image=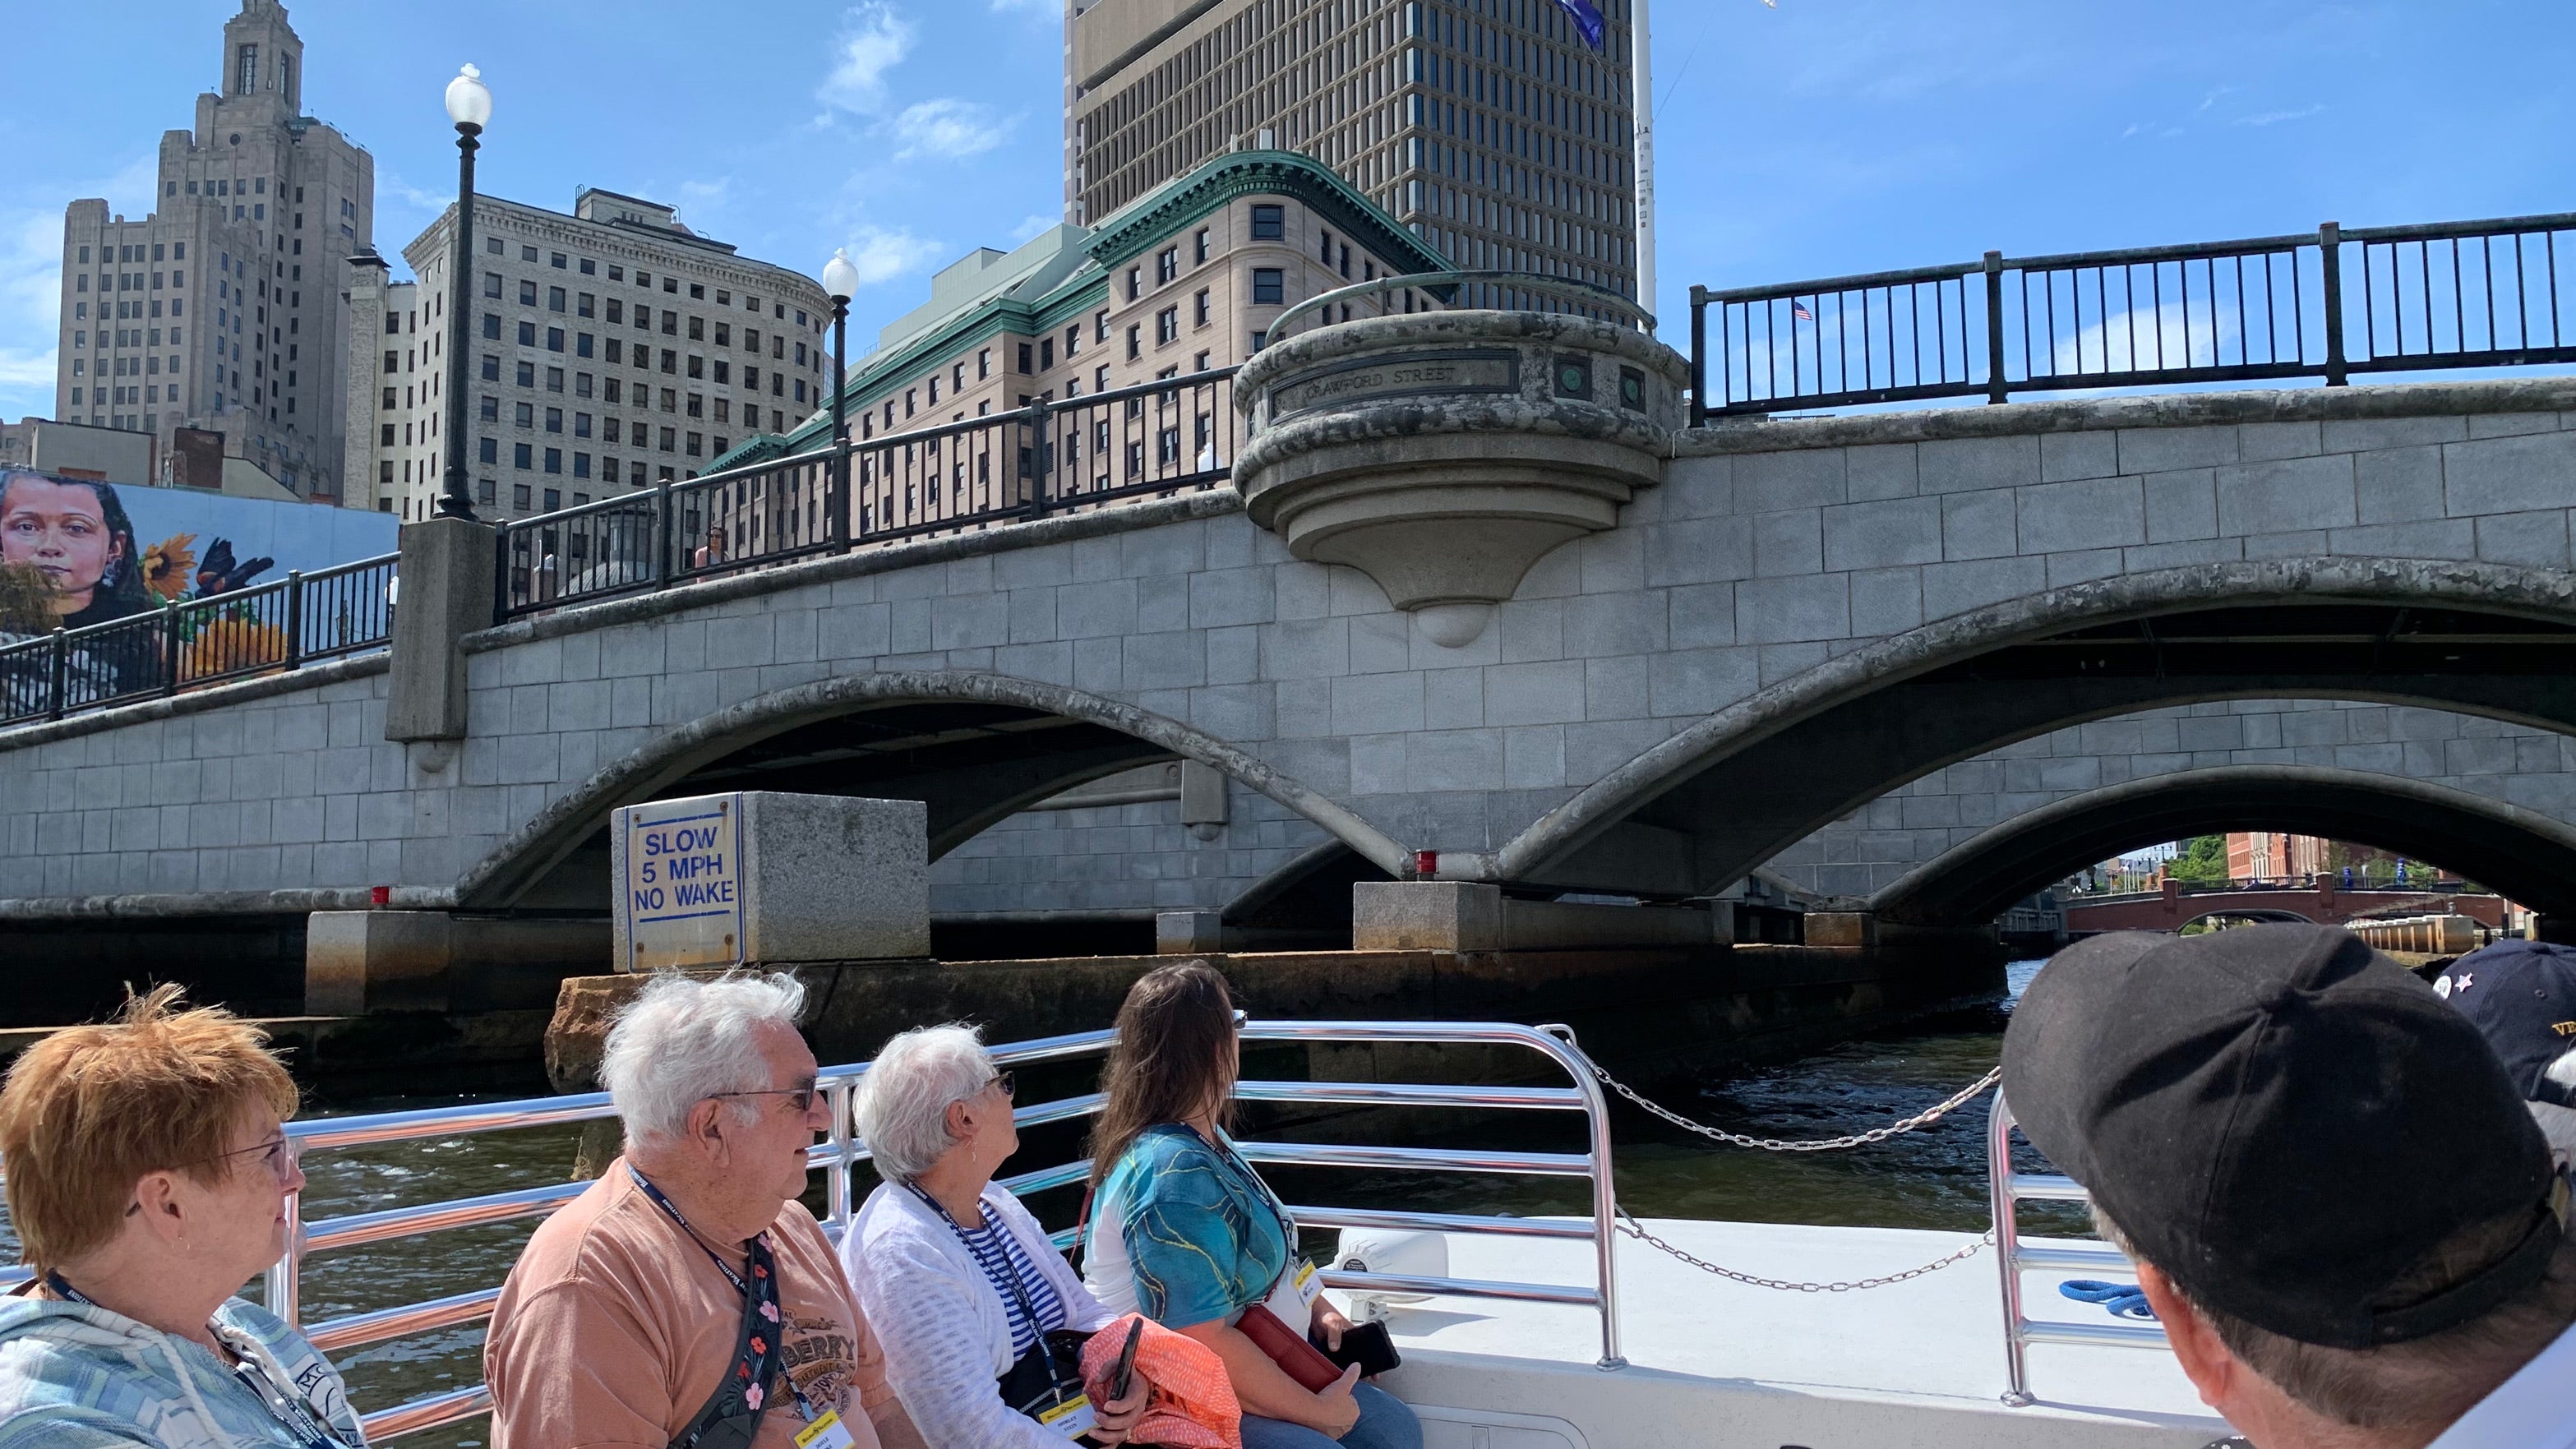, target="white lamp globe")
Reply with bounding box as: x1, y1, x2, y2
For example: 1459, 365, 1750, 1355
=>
445, 64, 492, 129
822, 249, 861, 303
